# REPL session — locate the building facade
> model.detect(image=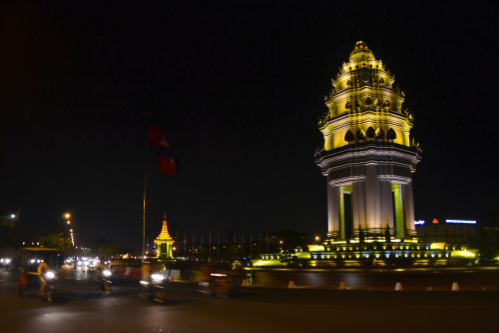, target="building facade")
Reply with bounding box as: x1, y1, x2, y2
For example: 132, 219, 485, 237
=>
315, 41, 422, 243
